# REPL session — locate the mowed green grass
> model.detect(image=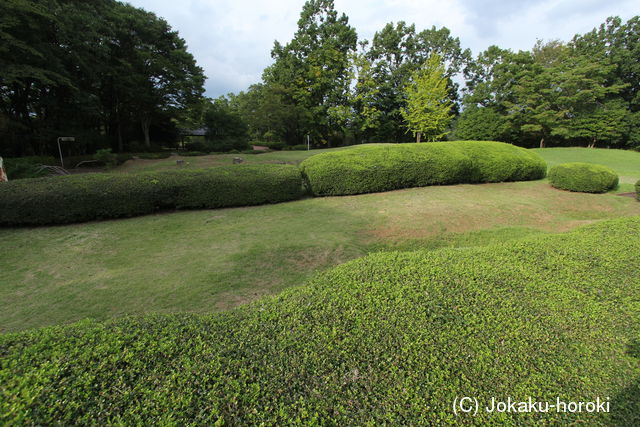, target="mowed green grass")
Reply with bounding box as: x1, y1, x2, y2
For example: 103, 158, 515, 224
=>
534, 147, 640, 192
115, 147, 347, 173
2, 179, 639, 332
